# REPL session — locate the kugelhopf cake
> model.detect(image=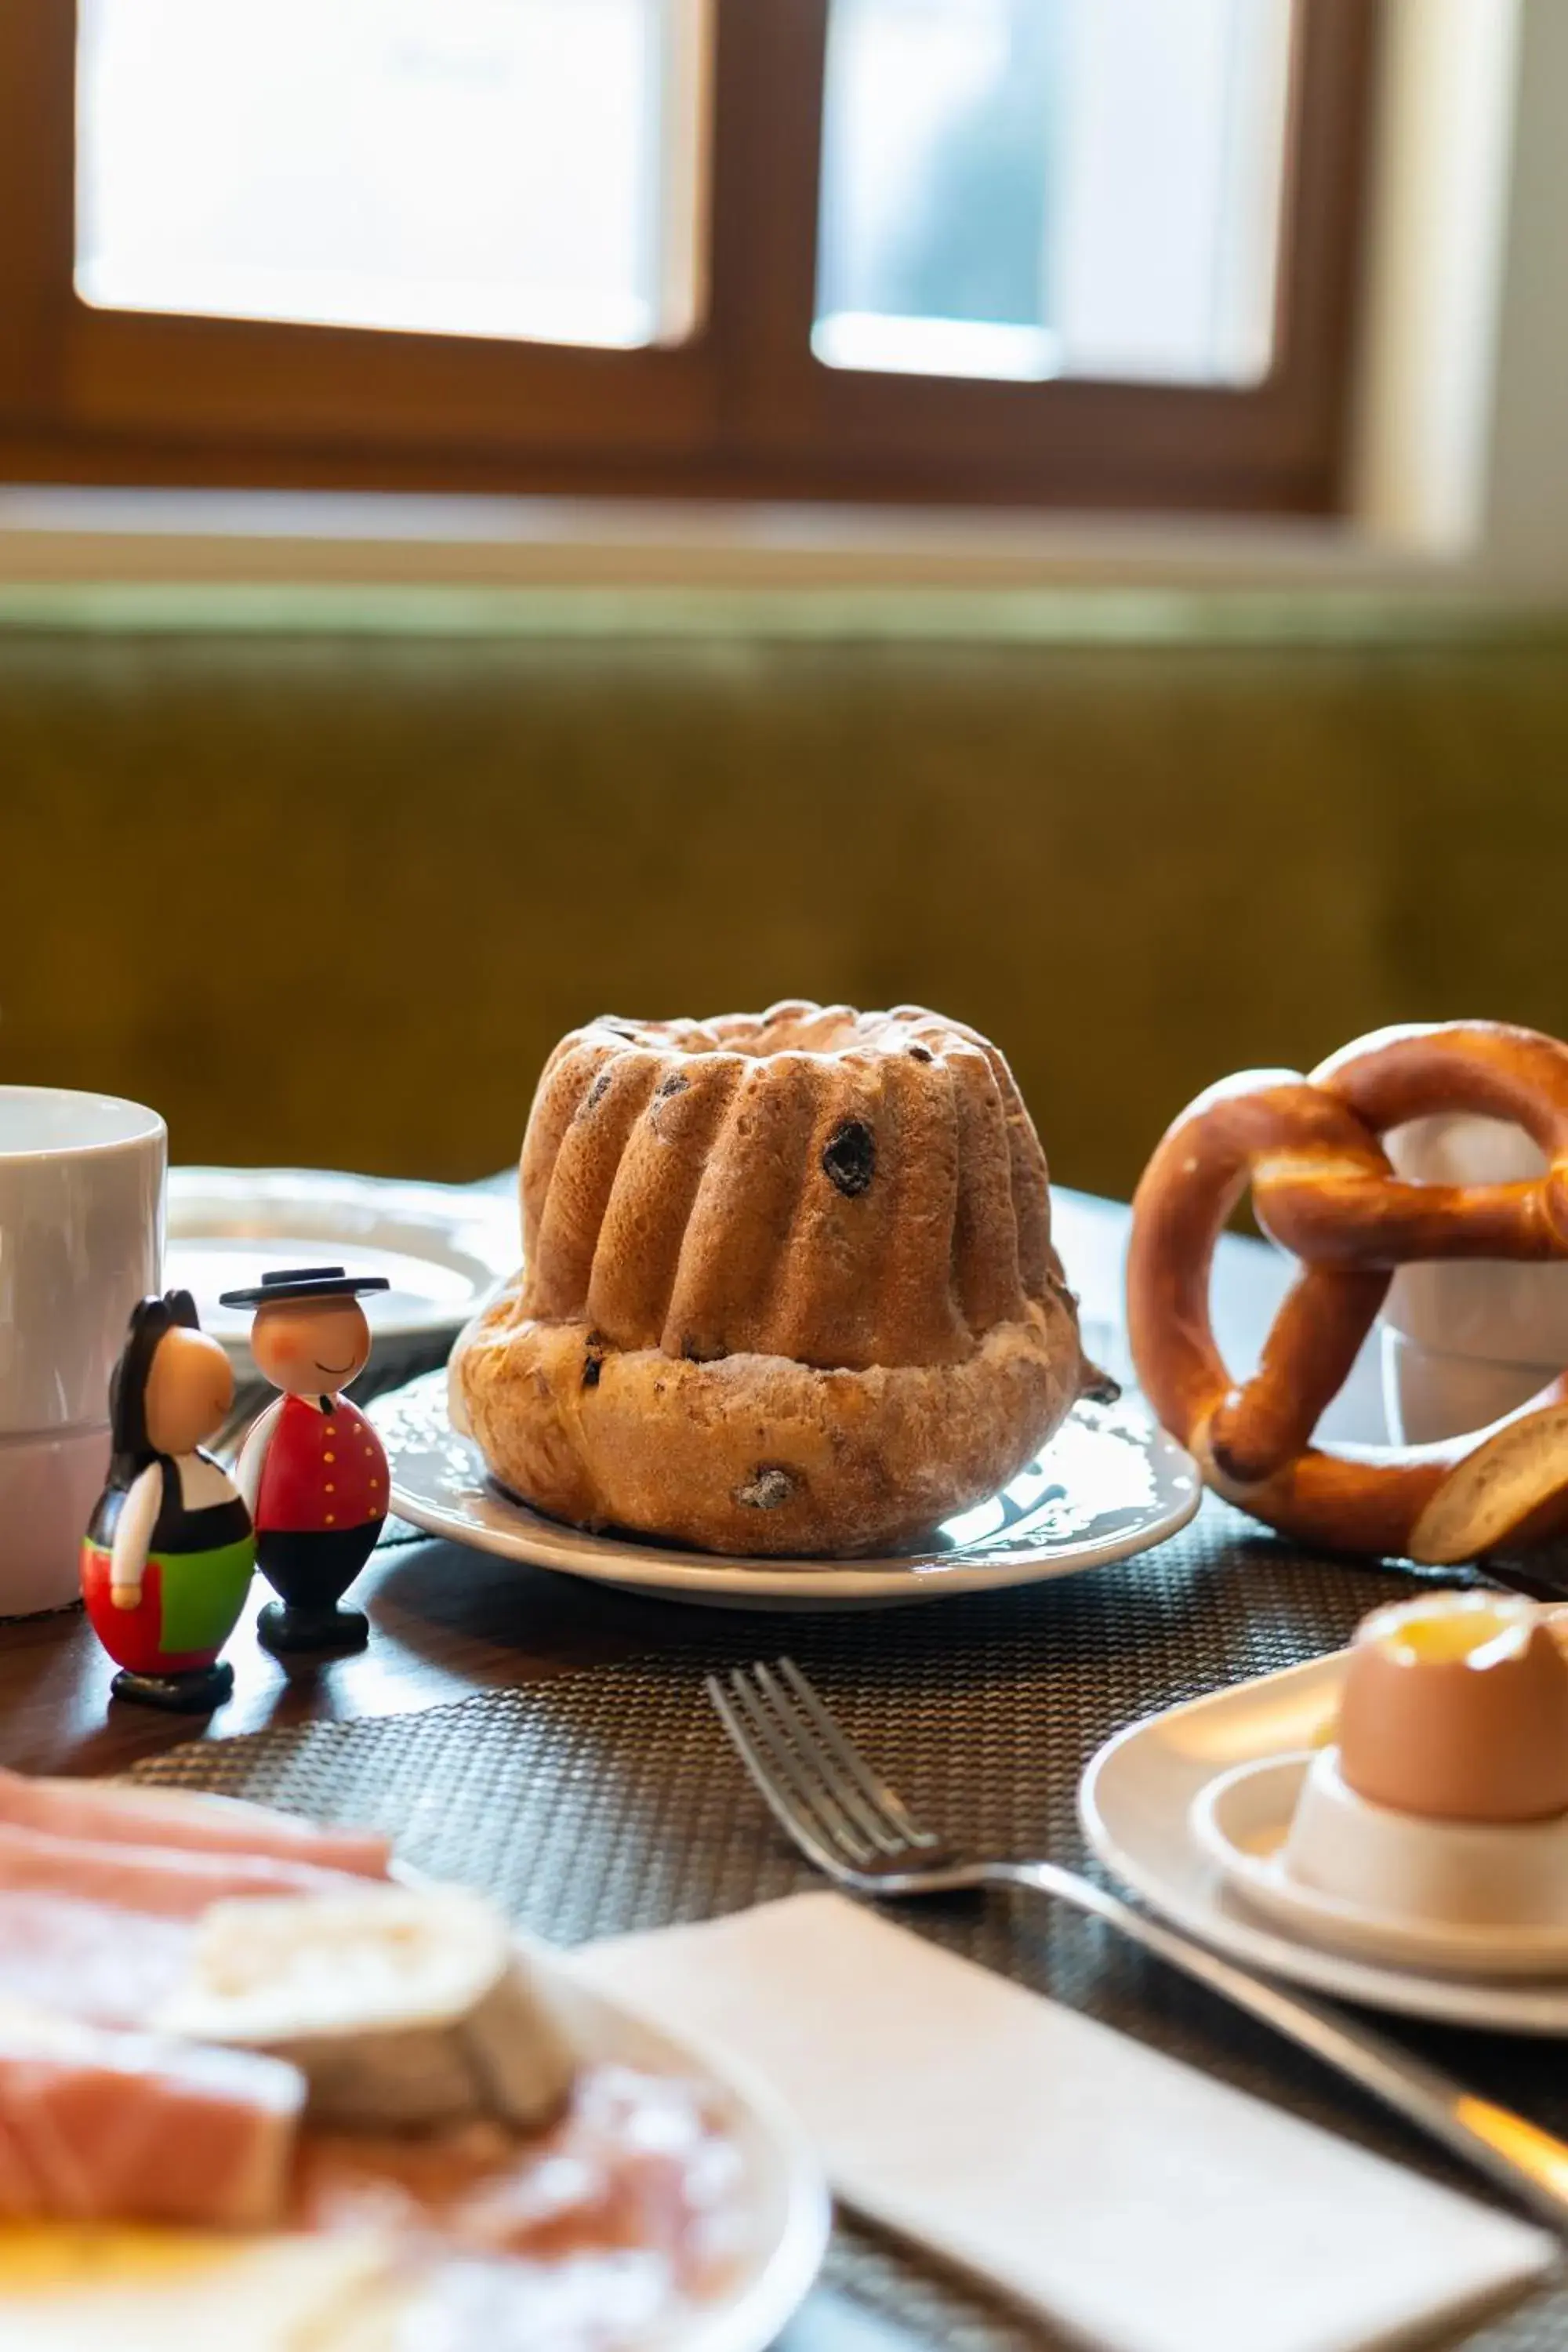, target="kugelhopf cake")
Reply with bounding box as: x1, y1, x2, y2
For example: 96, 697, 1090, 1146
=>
451, 1001, 1098, 1555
